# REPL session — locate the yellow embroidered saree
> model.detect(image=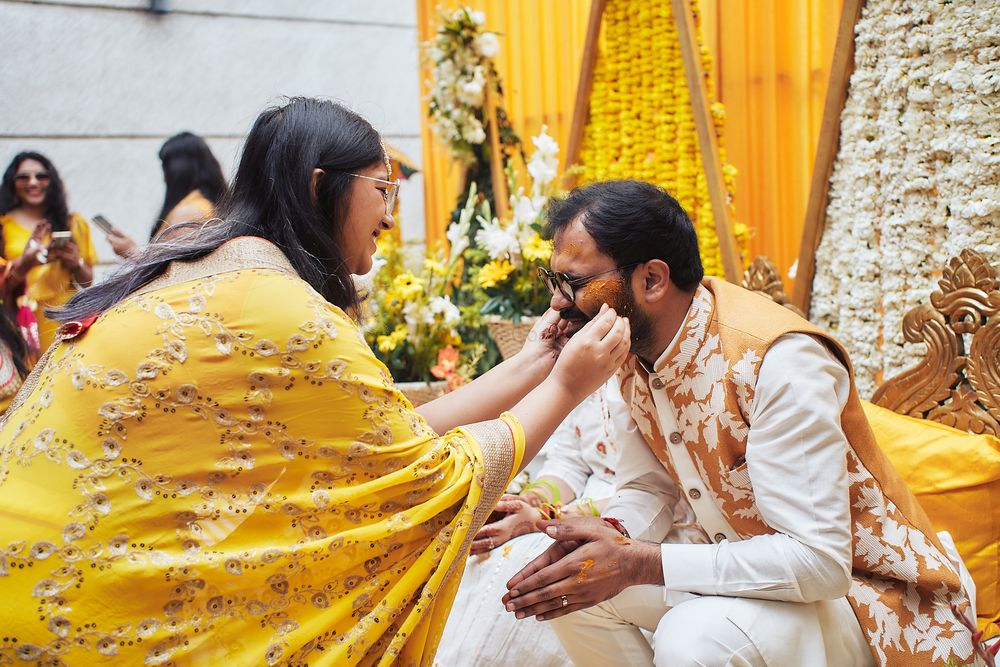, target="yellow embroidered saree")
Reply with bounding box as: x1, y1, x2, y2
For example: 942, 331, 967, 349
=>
0, 238, 523, 666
